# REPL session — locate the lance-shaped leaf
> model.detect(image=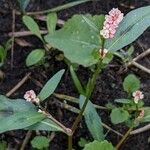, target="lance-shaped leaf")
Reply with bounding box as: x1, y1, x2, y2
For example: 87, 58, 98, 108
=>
23, 16, 43, 41
18, 0, 30, 11
105, 6, 150, 51
45, 15, 105, 67
79, 95, 104, 141
0, 112, 45, 134
38, 69, 65, 101
28, 118, 63, 132
0, 95, 45, 133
